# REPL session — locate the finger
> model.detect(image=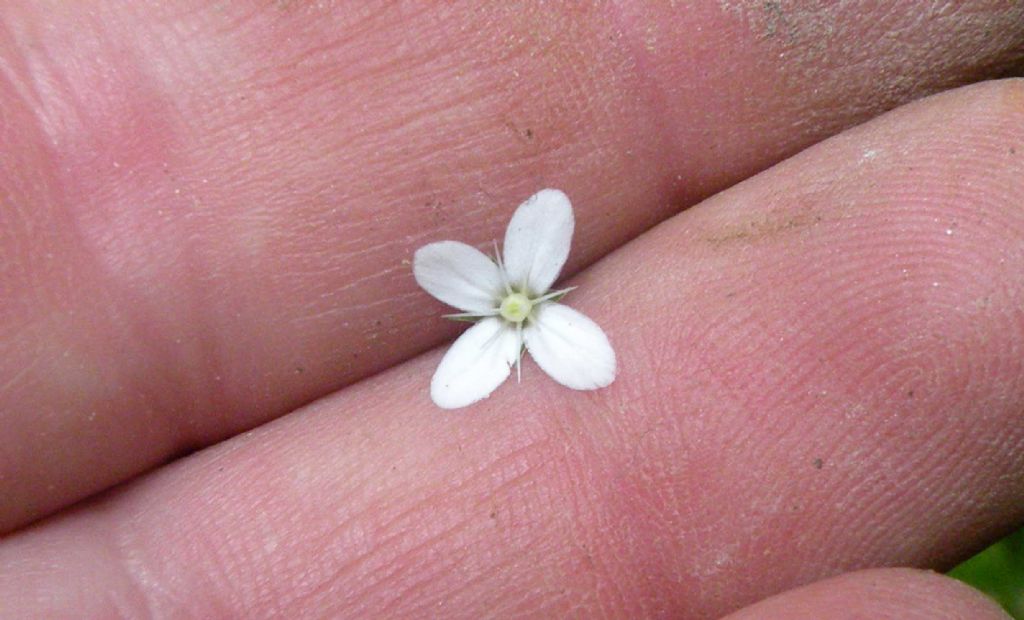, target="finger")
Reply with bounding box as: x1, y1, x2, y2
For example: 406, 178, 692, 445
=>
2, 79, 1023, 618
2, 1, 1023, 532
4, 1, 1024, 532
724, 568, 1010, 620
